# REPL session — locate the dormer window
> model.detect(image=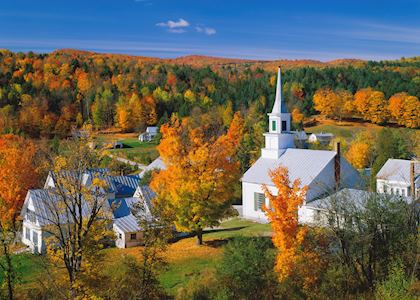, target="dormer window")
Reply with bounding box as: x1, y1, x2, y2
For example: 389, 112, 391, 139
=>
272, 121, 276, 131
